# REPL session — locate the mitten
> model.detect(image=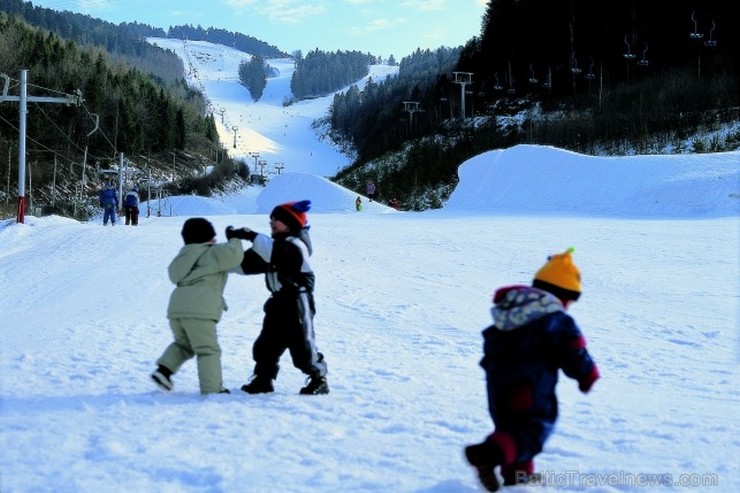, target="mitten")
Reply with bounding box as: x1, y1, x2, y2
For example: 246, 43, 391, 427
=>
236, 227, 257, 241
225, 226, 237, 240
578, 365, 600, 393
